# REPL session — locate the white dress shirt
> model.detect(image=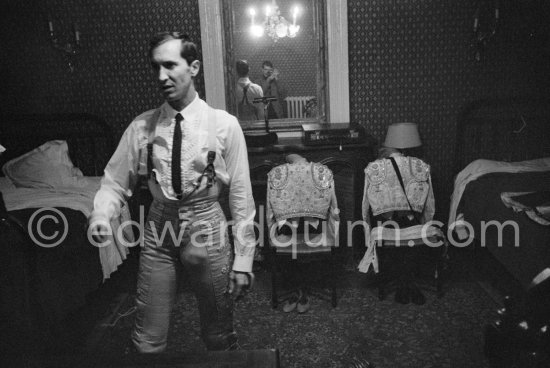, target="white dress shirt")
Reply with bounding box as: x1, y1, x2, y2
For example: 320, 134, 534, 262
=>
92, 95, 256, 272
236, 77, 264, 121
